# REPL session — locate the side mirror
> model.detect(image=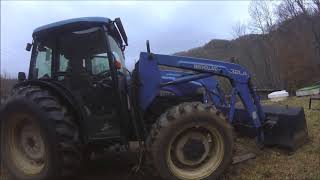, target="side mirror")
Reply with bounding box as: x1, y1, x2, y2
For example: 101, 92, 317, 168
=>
114, 18, 128, 46
26, 43, 32, 51
18, 72, 26, 81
